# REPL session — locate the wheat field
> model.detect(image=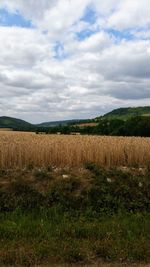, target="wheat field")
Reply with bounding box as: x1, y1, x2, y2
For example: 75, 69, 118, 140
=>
0, 131, 150, 169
